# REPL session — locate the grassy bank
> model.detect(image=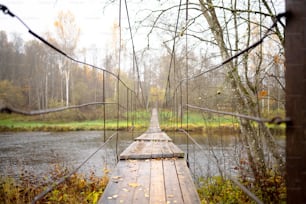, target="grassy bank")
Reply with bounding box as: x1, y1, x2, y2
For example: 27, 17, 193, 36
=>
0, 112, 151, 132
0, 110, 285, 133
159, 111, 285, 134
